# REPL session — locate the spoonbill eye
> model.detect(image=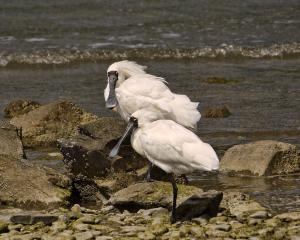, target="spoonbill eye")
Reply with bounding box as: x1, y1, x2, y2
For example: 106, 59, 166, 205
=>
107, 71, 118, 77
